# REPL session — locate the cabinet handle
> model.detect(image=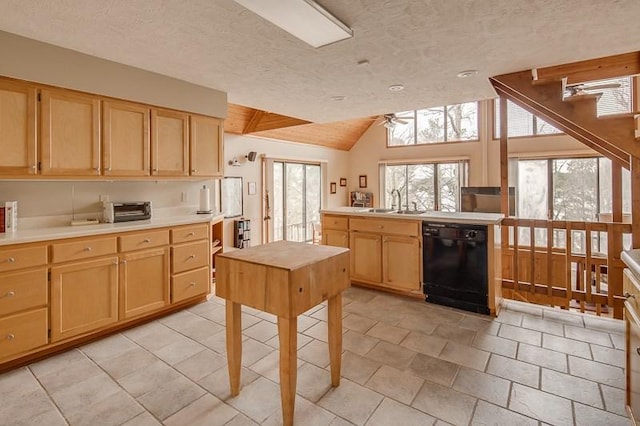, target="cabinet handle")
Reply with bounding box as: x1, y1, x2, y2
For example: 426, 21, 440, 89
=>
191, 169, 196, 173
84, 247, 92, 252
189, 282, 196, 287
625, 292, 636, 299
3, 257, 15, 263
188, 254, 196, 260
121, 260, 127, 265
6, 333, 15, 340
637, 347, 640, 356
188, 232, 196, 236
379, 225, 383, 229
143, 238, 151, 243
6, 291, 15, 297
